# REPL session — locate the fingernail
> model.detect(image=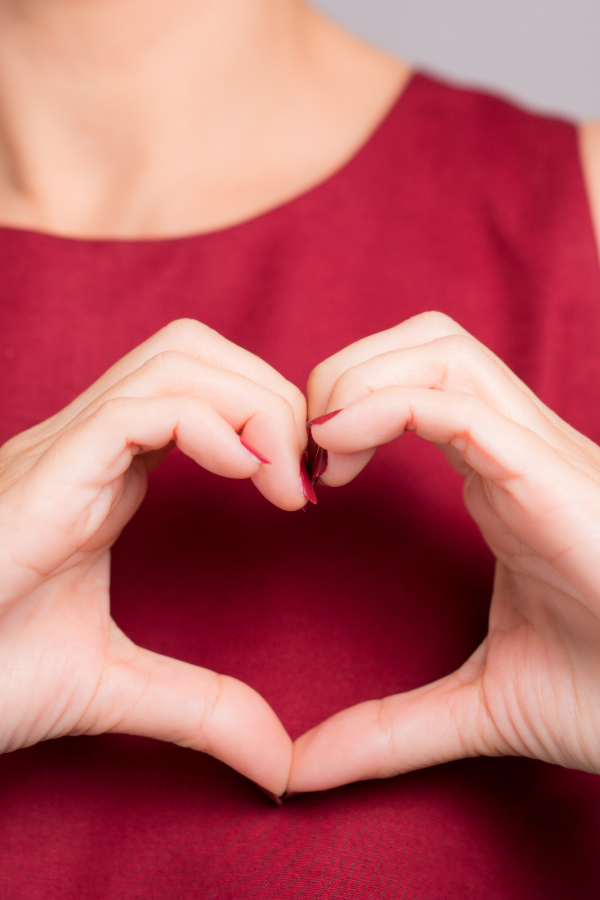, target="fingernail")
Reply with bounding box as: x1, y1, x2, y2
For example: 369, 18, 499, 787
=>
311, 447, 328, 483
306, 425, 328, 483
306, 409, 342, 428
300, 457, 317, 504
253, 783, 284, 805
239, 437, 271, 465
253, 783, 300, 805
306, 426, 318, 476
